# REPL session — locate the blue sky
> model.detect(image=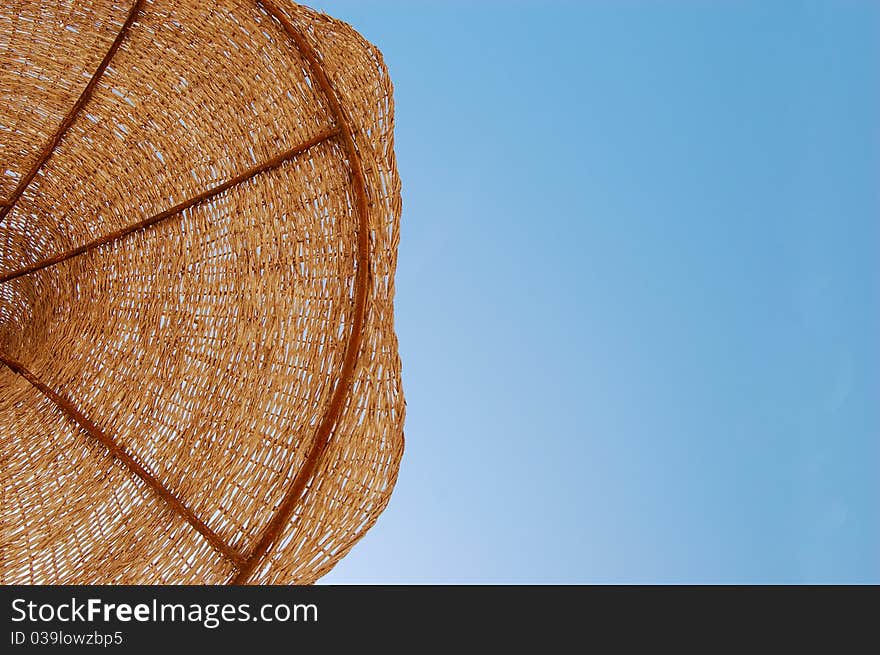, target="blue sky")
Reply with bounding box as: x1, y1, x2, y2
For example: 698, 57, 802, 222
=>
313, 1, 879, 583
